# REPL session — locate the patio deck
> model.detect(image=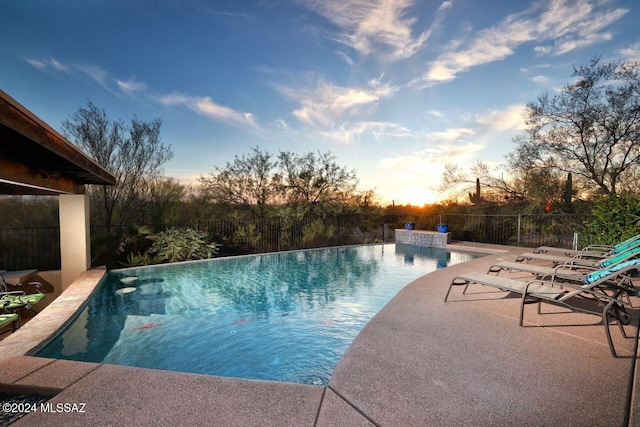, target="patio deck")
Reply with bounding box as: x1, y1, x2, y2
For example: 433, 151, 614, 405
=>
0, 243, 638, 426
